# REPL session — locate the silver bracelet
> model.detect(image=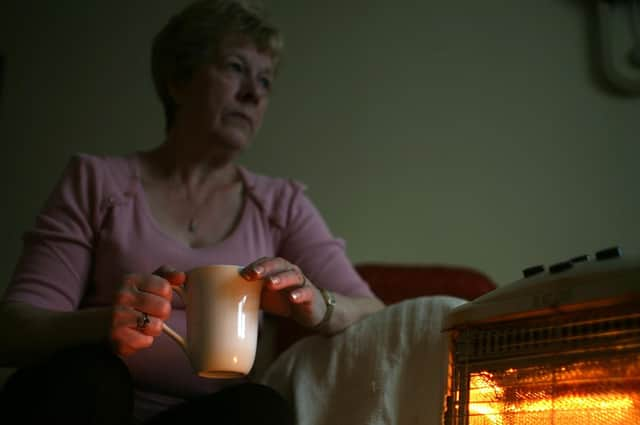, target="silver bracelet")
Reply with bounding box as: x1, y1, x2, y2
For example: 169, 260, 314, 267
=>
313, 288, 336, 330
